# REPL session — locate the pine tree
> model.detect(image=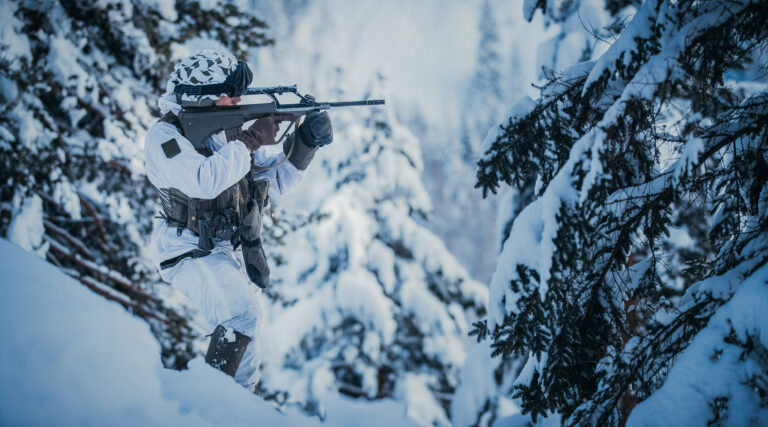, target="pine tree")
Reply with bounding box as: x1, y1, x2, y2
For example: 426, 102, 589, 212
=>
430, 0, 507, 283
257, 73, 488, 424
473, 0, 768, 425
461, 0, 504, 161
526, 0, 614, 74
0, 0, 272, 369
453, 1, 616, 424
